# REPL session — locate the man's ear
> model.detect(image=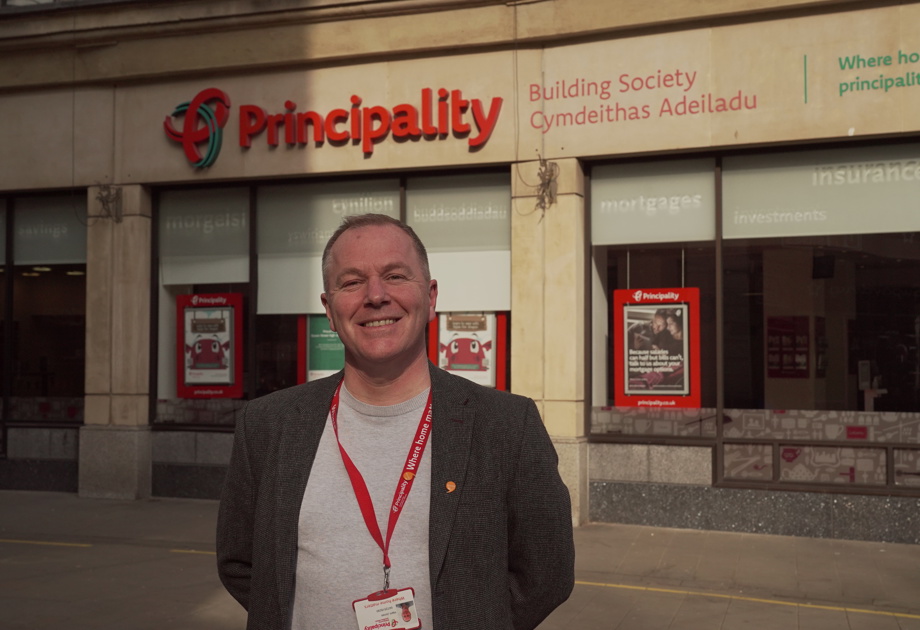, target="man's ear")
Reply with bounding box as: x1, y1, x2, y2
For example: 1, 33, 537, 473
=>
427, 279, 438, 322
321, 293, 336, 332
